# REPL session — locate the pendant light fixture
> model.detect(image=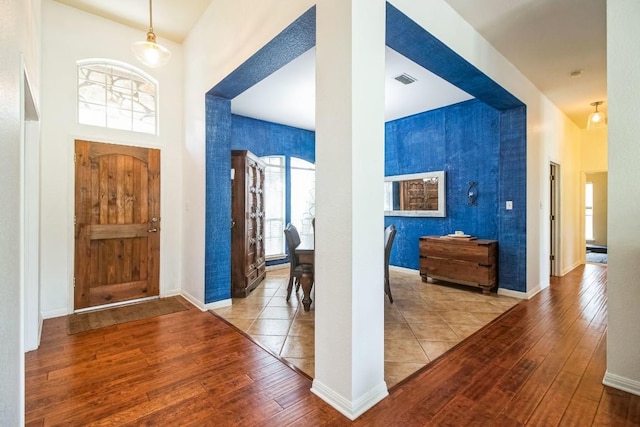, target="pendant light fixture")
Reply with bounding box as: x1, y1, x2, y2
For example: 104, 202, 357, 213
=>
587, 101, 606, 130
131, 0, 171, 68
